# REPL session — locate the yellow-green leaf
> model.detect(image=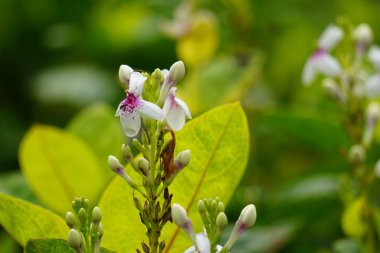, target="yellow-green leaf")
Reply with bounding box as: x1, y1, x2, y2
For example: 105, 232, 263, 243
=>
342, 197, 367, 238
19, 124, 107, 215
0, 193, 67, 246
99, 102, 249, 252
67, 103, 123, 183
